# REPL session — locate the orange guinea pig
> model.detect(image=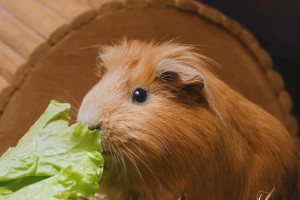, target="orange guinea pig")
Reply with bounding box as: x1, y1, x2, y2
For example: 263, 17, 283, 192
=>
77, 40, 298, 200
